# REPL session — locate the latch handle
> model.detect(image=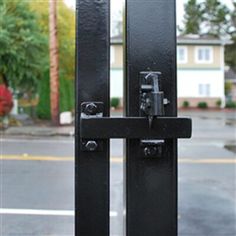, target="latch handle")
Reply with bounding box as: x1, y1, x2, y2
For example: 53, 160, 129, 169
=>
140, 72, 165, 128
